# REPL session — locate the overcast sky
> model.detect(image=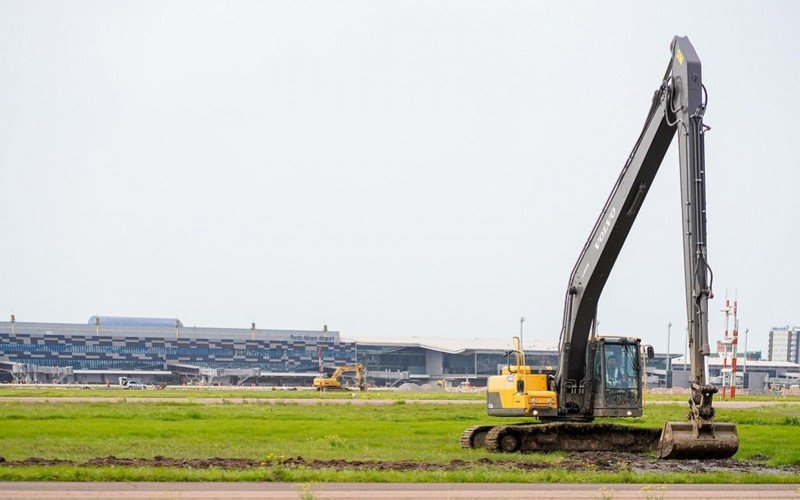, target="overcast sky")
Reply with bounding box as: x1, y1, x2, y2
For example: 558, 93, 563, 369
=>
1, 1, 798, 356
